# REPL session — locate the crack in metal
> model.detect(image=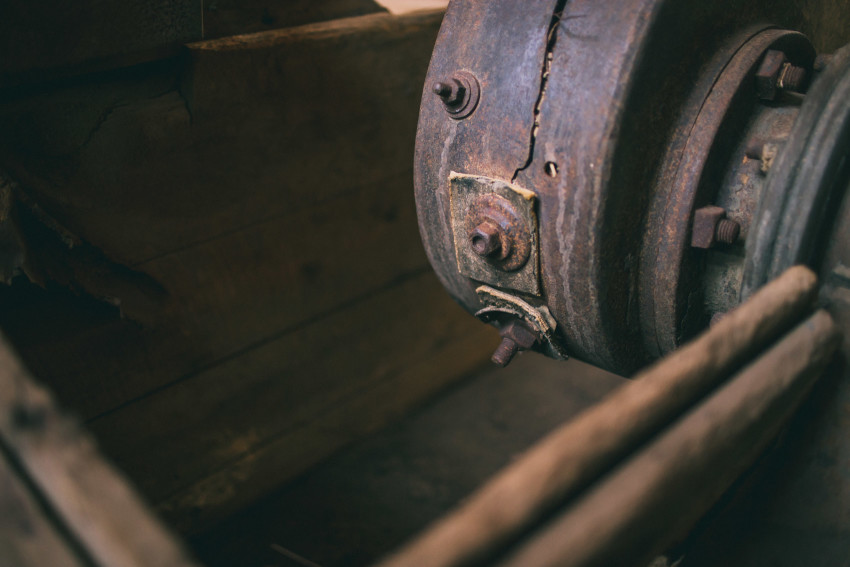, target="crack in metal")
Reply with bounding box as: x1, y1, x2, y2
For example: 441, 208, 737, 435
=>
511, 0, 569, 183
